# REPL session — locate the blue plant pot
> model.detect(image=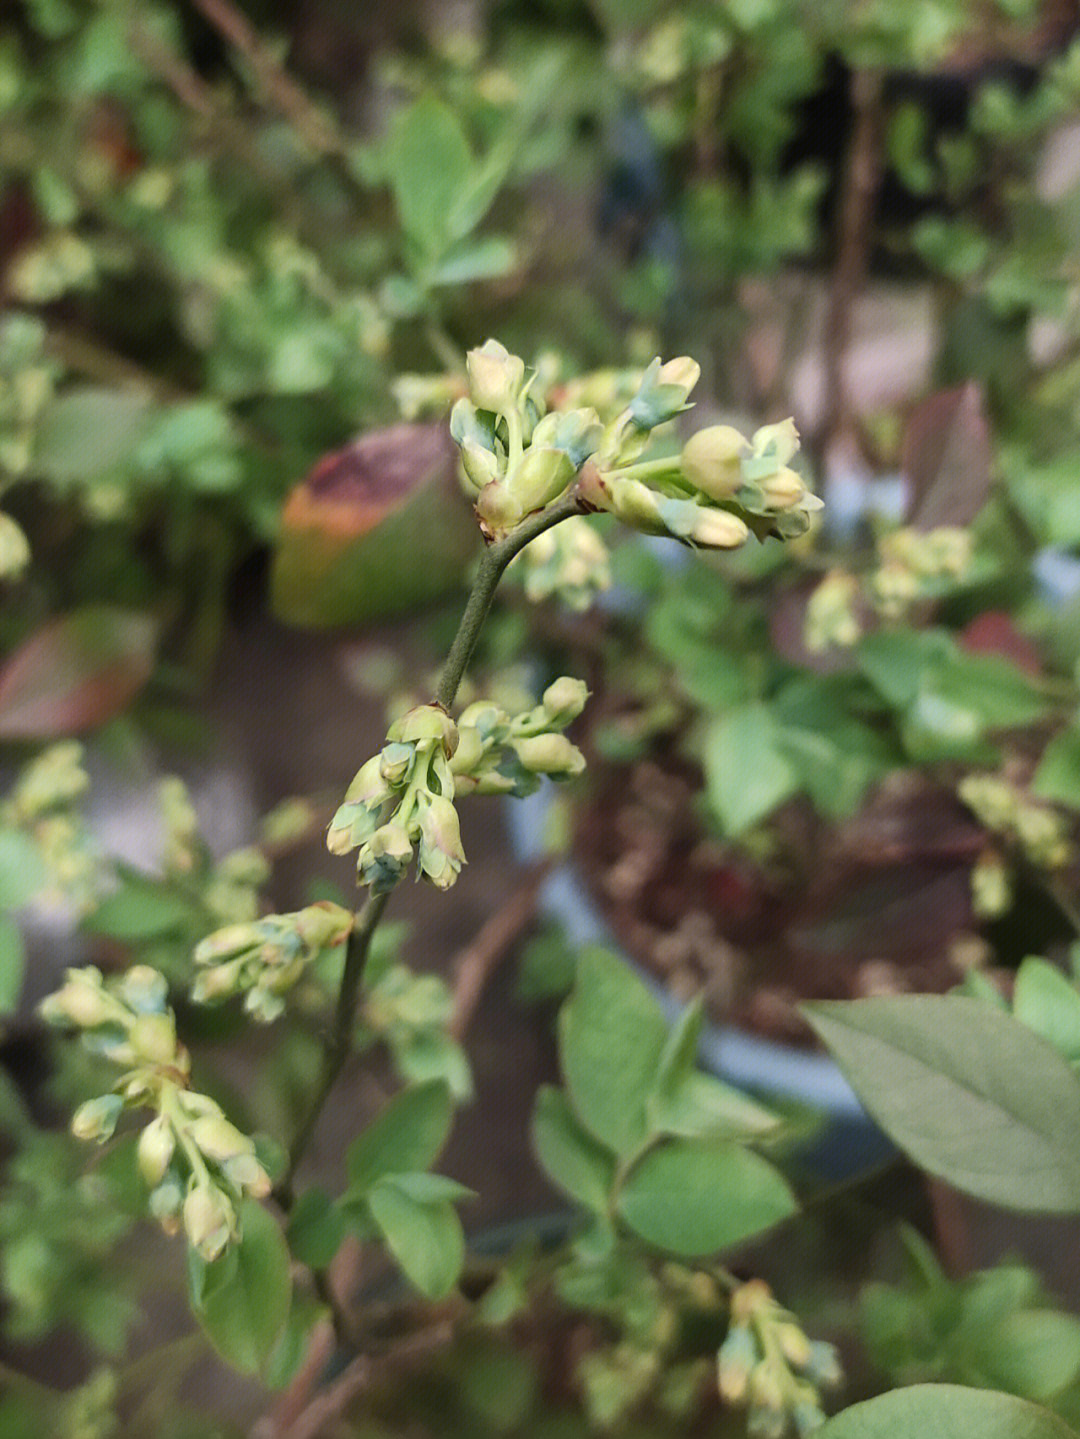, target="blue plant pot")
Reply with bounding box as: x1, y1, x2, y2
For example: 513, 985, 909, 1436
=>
506, 786, 894, 1184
